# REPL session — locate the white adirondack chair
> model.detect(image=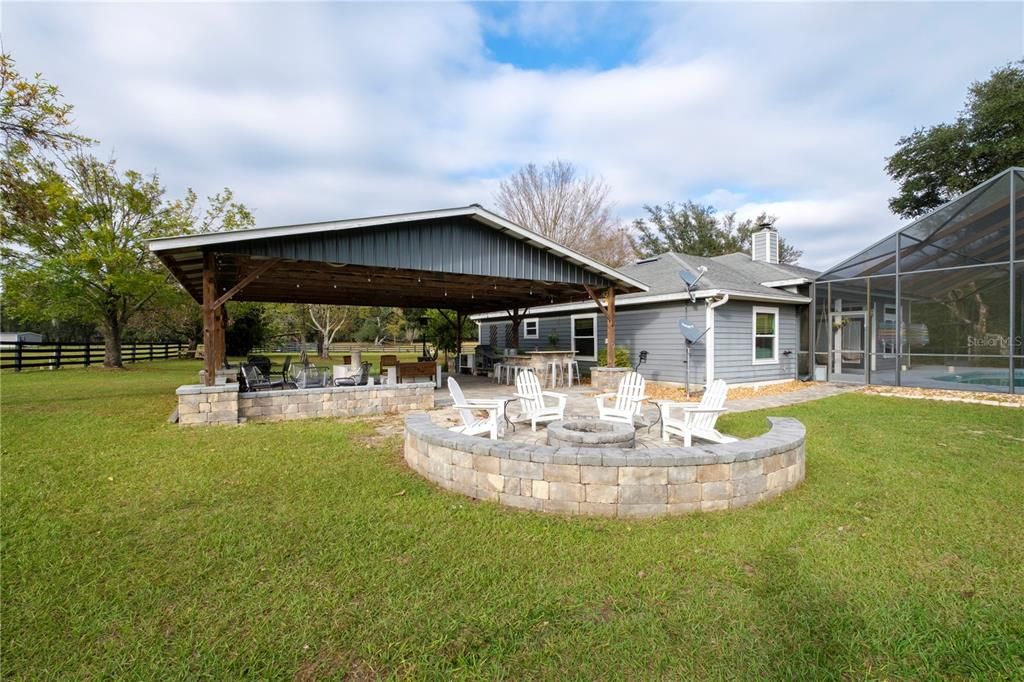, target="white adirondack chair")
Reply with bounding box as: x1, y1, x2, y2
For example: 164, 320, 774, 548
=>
512, 369, 567, 431
595, 371, 648, 425
659, 379, 737, 446
447, 377, 501, 440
